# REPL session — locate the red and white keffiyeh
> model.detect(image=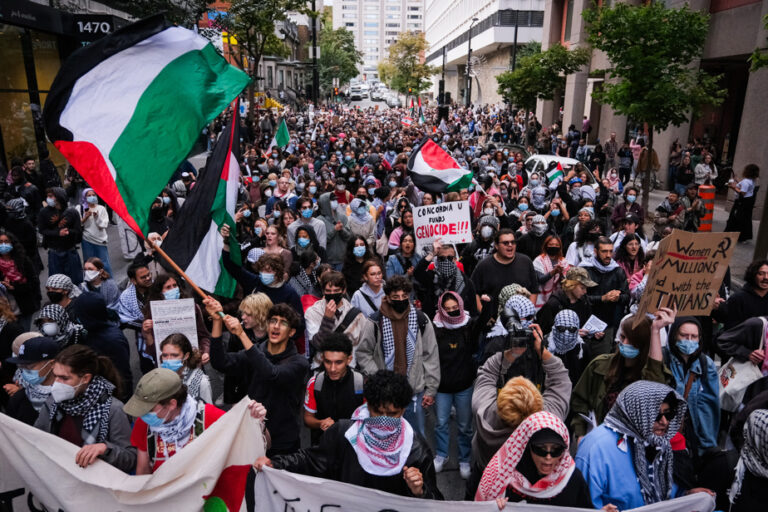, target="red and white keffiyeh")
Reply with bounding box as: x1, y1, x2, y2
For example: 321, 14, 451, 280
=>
344, 404, 414, 476
475, 411, 575, 501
